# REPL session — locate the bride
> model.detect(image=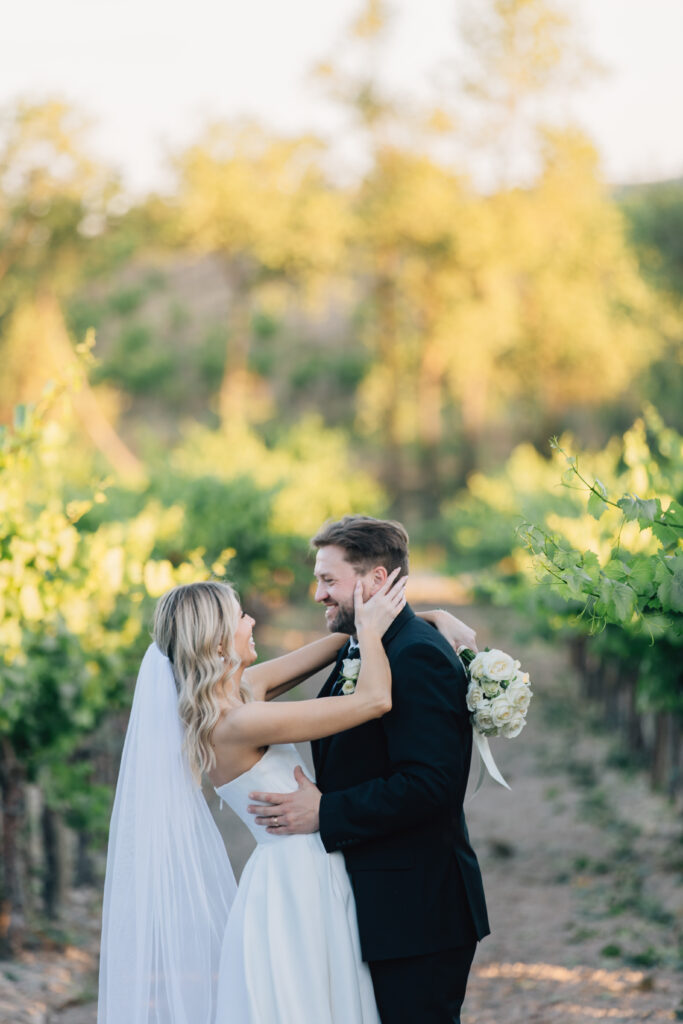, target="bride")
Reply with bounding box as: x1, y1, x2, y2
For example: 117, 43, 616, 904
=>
98, 575, 462, 1023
